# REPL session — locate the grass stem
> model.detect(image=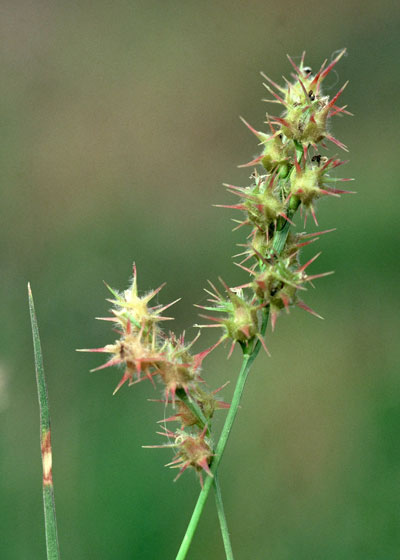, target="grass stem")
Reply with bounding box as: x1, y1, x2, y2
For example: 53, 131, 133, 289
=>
175, 144, 303, 557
